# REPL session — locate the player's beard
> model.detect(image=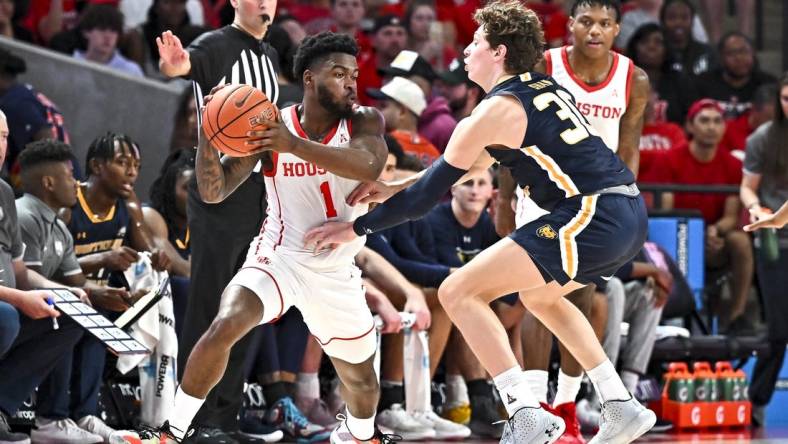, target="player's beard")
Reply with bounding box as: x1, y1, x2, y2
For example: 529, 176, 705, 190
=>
317, 83, 354, 119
